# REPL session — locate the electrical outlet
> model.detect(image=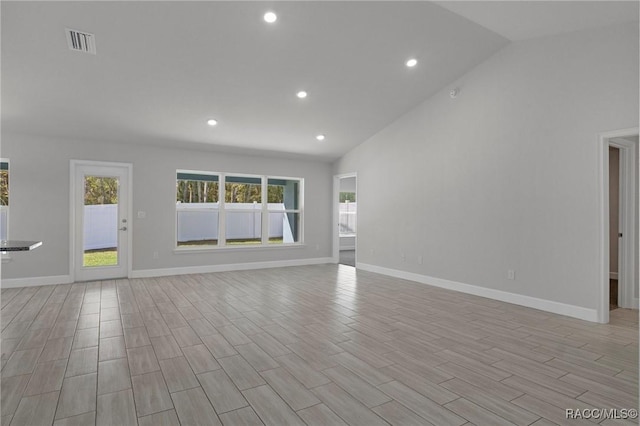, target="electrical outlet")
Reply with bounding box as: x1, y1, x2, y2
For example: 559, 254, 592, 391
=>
153, 251, 159, 259
418, 255, 423, 265
370, 248, 375, 255
507, 269, 515, 280
137, 211, 146, 219
401, 253, 405, 262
